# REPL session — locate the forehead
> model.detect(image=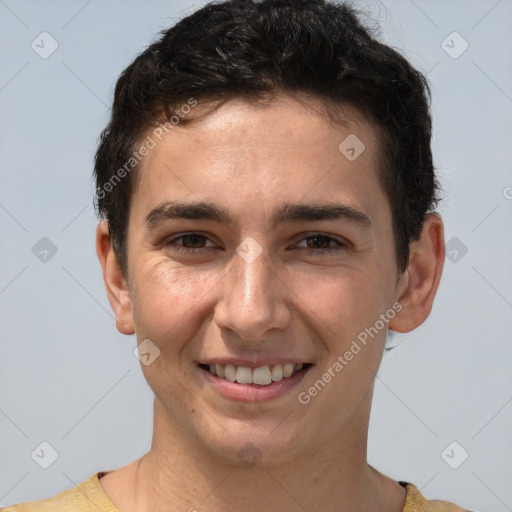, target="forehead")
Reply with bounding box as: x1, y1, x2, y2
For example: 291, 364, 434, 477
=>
153, 95, 378, 157
131, 95, 388, 225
